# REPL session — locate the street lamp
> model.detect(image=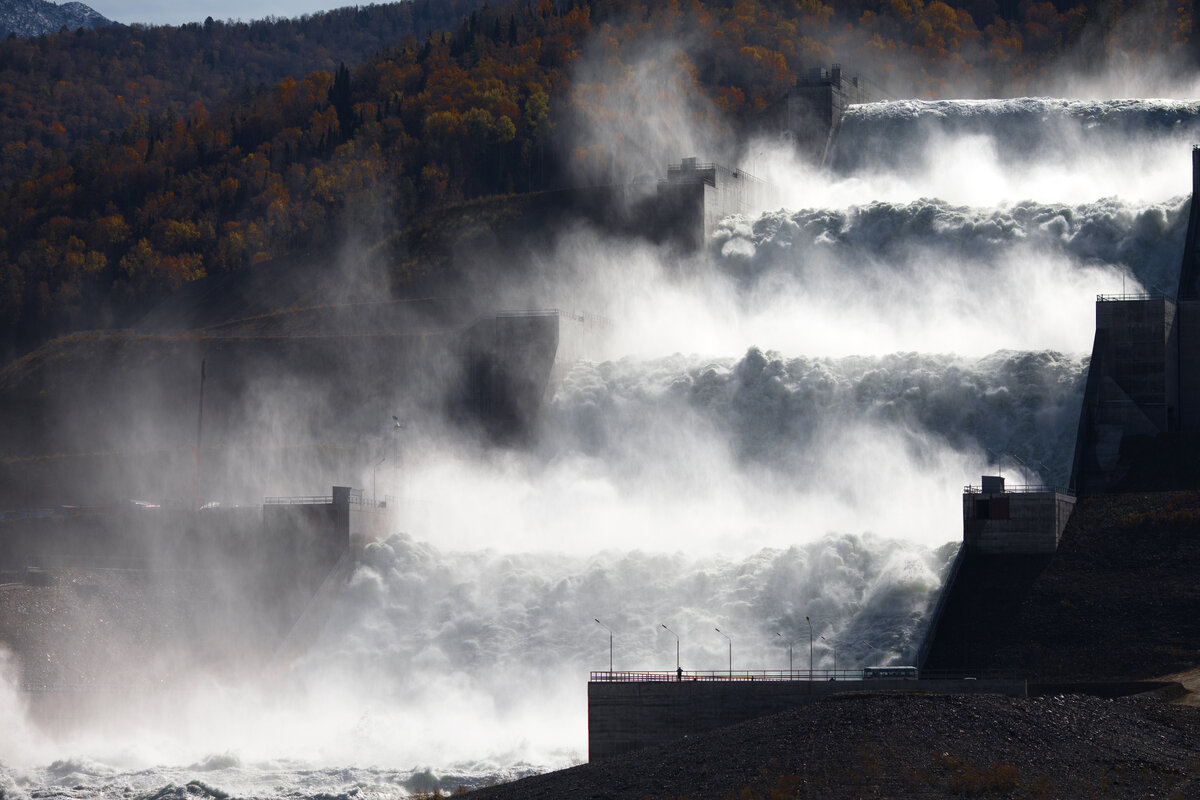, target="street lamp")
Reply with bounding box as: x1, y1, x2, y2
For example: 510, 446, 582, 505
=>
661, 624, 679, 671
806, 616, 813, 677
715, 628, 731, 675
984, 446, 1014, 479
821, 635, 837, 674
1005, 452, 1050, 487
594, 618, 613, 673
372, 455, 386, 506
776, 632, 799, 675
859, 640, 879, 670
389, 415, 406, 511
